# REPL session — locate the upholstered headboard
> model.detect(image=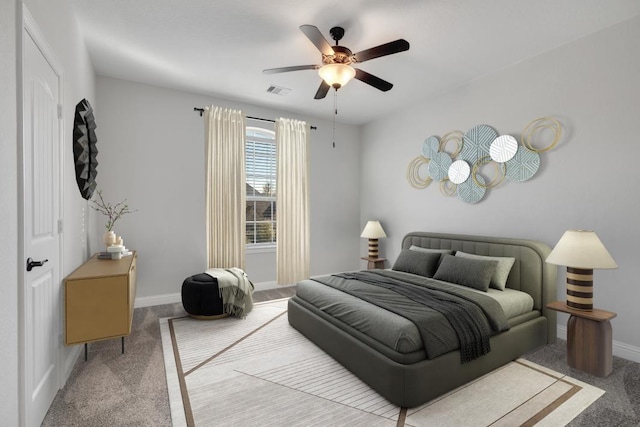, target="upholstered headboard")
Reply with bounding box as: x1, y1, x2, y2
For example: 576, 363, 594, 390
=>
402, 231, 557, 343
